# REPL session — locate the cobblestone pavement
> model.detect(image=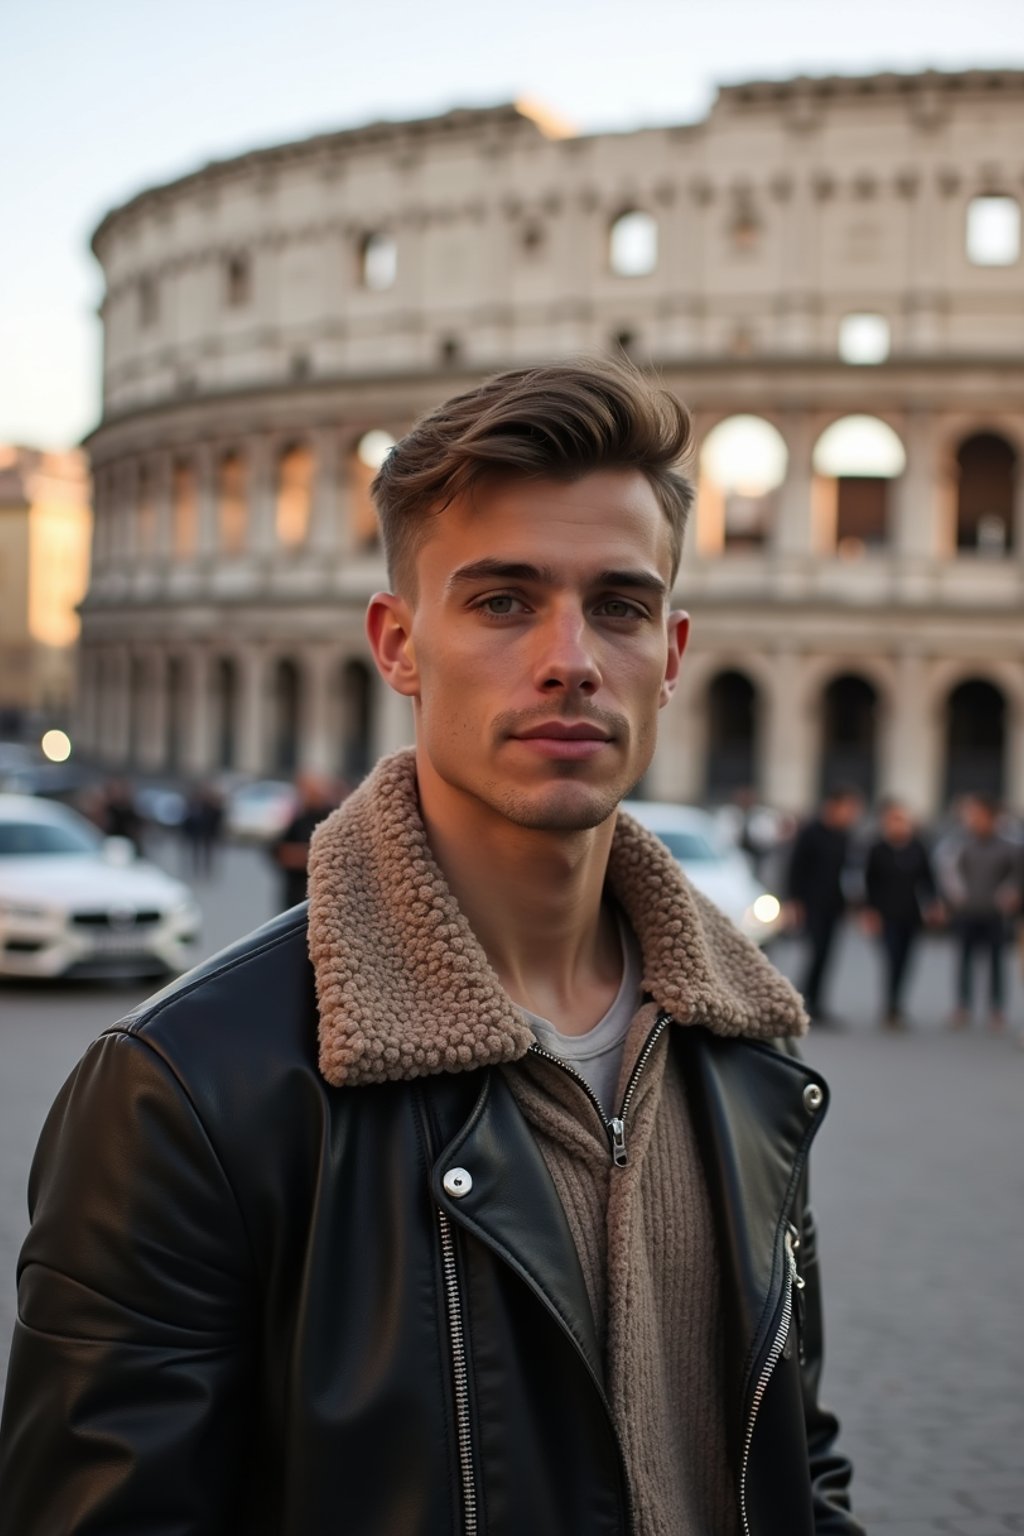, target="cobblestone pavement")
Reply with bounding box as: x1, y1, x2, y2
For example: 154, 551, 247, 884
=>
1, 839, 1022, 1532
